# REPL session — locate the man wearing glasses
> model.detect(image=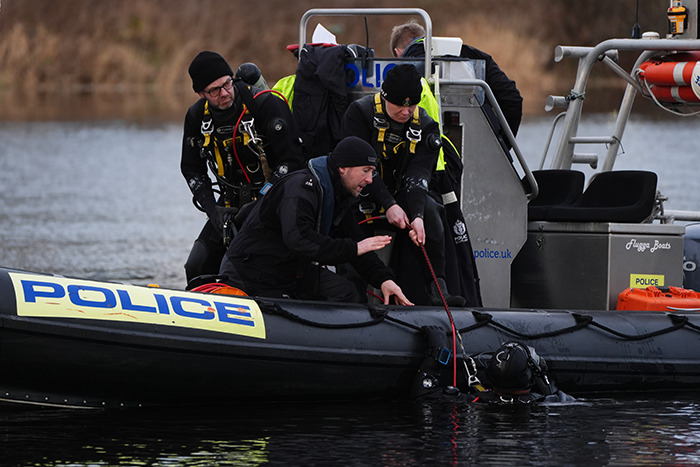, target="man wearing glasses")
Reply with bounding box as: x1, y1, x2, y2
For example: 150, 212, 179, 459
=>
181, 51, 304, 286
